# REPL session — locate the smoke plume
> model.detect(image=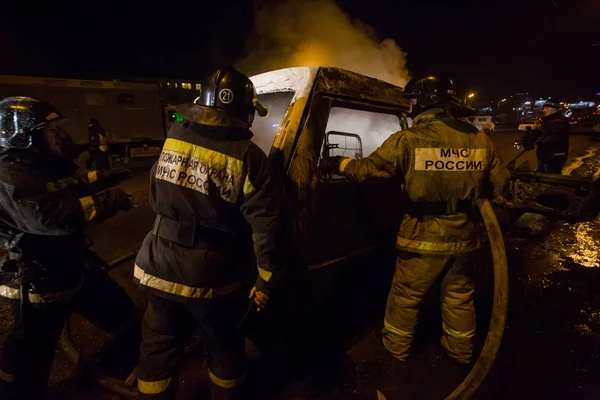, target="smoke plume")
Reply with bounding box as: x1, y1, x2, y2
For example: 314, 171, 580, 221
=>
237, 0, 410, 87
